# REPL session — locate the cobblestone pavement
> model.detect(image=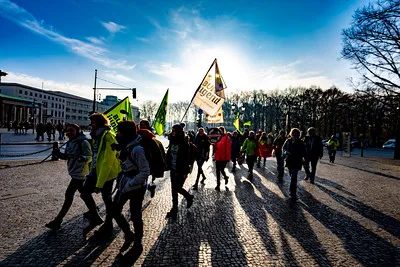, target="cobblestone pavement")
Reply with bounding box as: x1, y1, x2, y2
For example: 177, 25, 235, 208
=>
0, 152, 399, 266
